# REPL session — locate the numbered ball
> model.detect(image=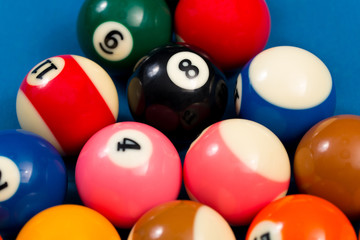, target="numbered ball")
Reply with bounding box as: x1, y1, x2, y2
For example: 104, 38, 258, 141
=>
128, 200, 236, 240
17, 204, 121, 240
294, 114, 360, 220
75, 122, 182, 228
127, 44, 228, 144
235, 46, 336, 145
184, 119, 291, 225
0, 130, 66, 237
246, 194, 357, 240
77, 0, 172, 75
16, 55, 119, 155
175, 0, 270, 70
